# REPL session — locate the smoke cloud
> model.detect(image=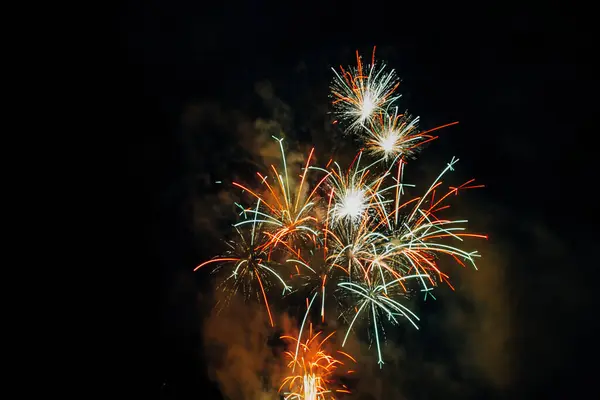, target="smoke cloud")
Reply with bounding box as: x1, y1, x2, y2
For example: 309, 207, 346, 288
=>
203, 292, 288, 400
